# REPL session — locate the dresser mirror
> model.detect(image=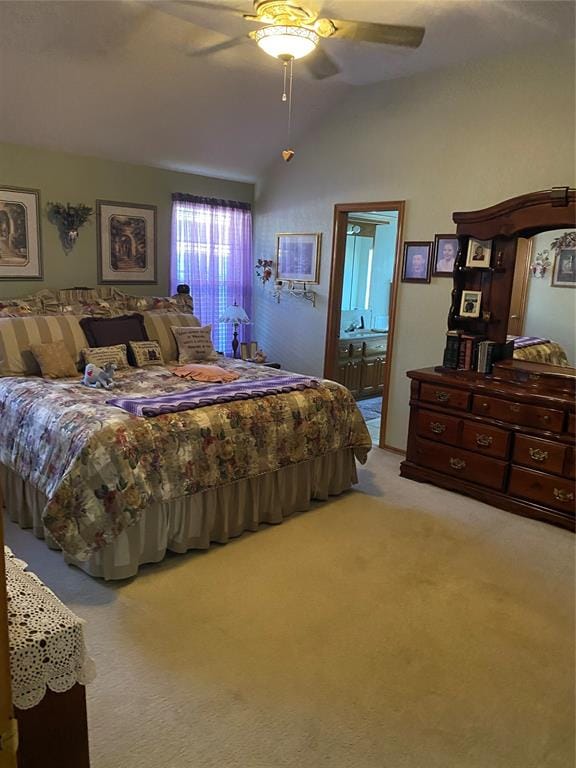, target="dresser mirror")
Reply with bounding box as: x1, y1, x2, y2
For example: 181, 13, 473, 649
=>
508, 228, 576, 367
